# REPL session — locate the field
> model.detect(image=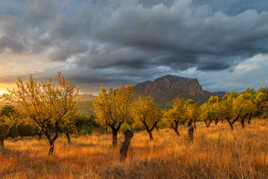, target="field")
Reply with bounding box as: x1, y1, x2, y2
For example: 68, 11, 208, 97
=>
1, 119, 268, 179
